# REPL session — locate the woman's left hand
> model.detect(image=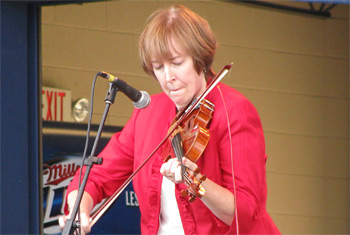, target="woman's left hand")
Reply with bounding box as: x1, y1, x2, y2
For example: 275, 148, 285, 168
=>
160, 157, 200, 184
160, 157, 182, 183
